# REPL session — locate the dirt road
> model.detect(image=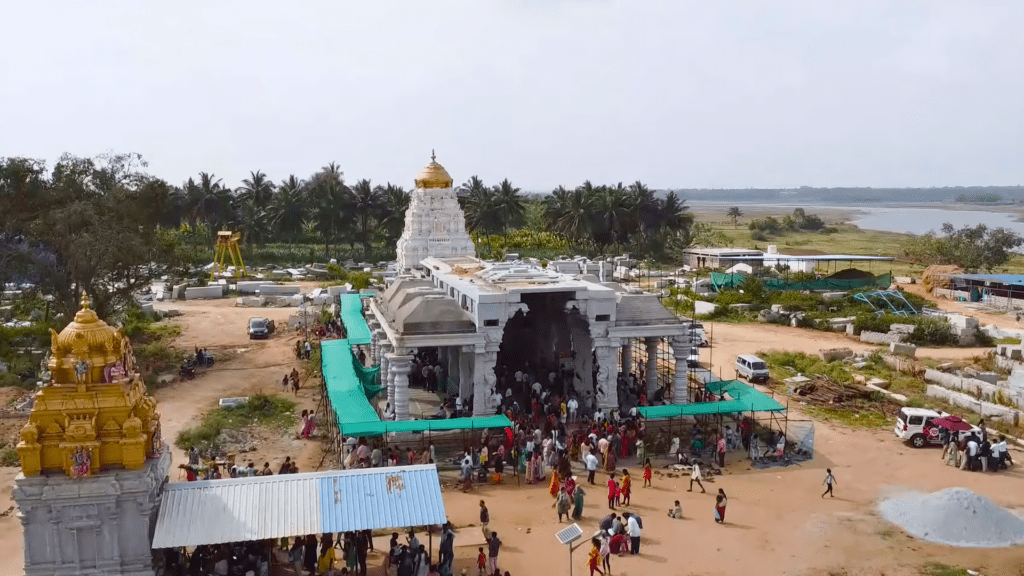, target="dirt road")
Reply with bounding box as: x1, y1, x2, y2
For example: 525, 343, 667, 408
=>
696, 322, 990, 379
